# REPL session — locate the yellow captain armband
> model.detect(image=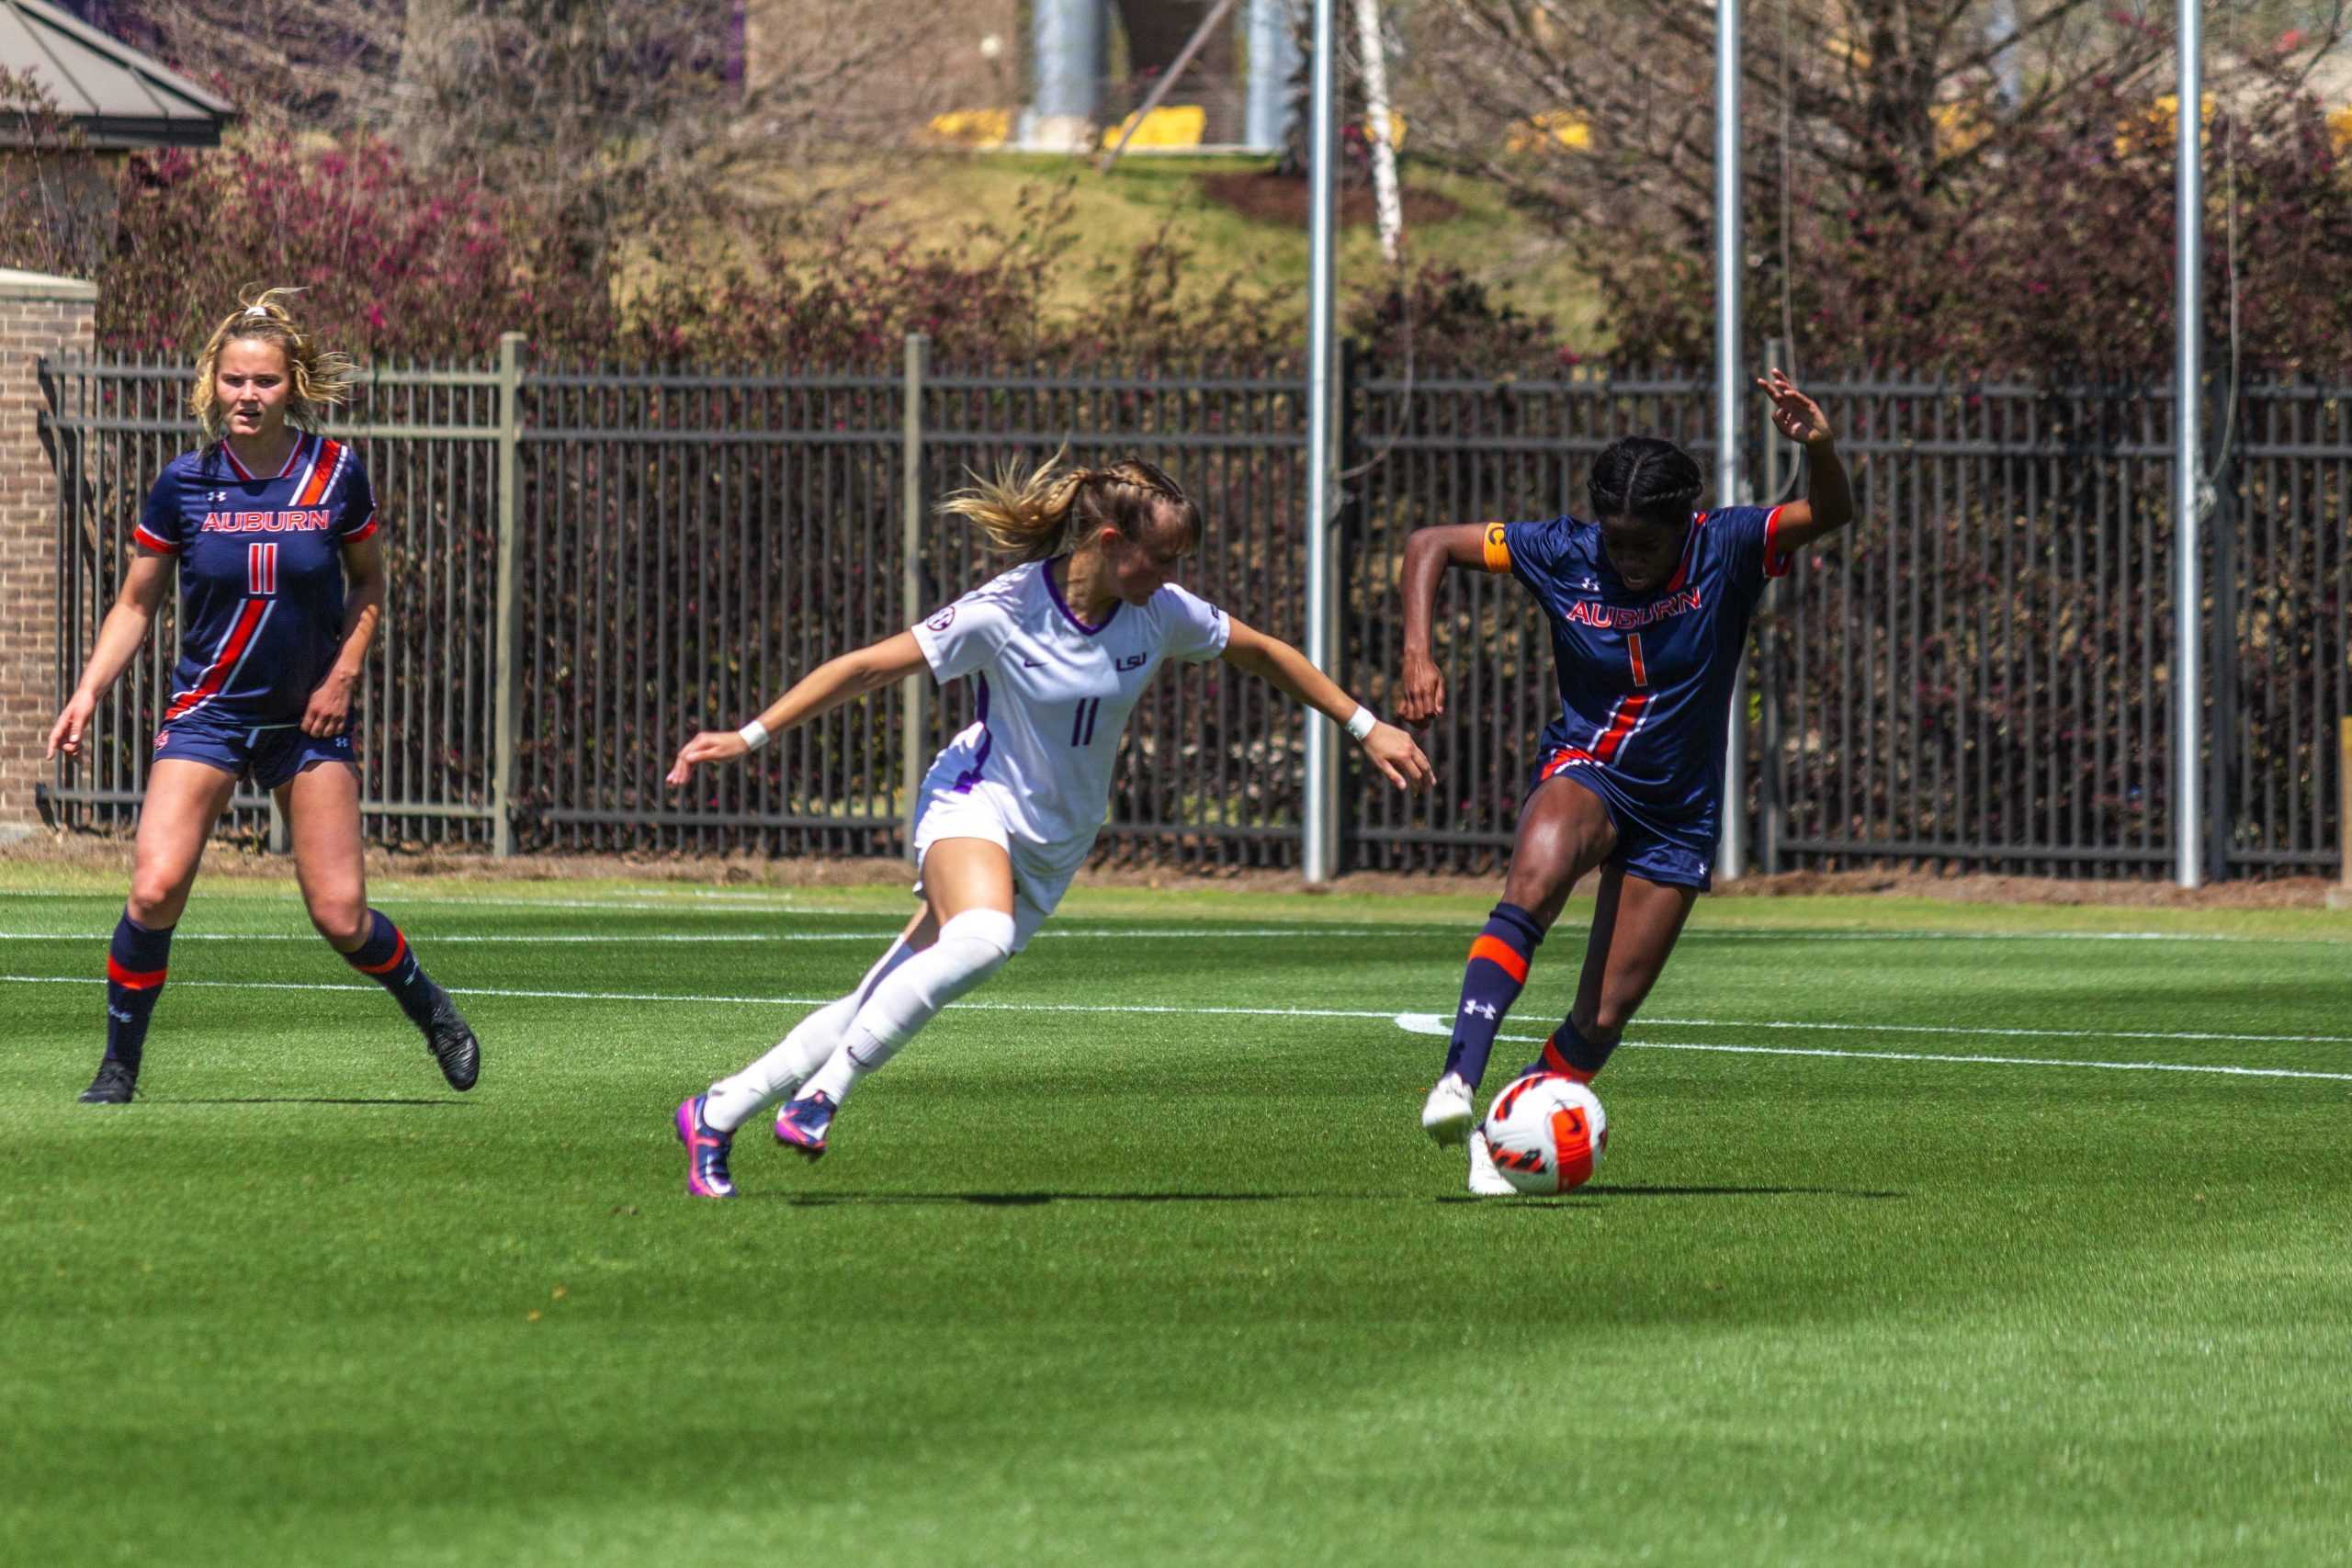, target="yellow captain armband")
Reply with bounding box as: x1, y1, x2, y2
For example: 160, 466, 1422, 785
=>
1481, 522, 1512, 574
